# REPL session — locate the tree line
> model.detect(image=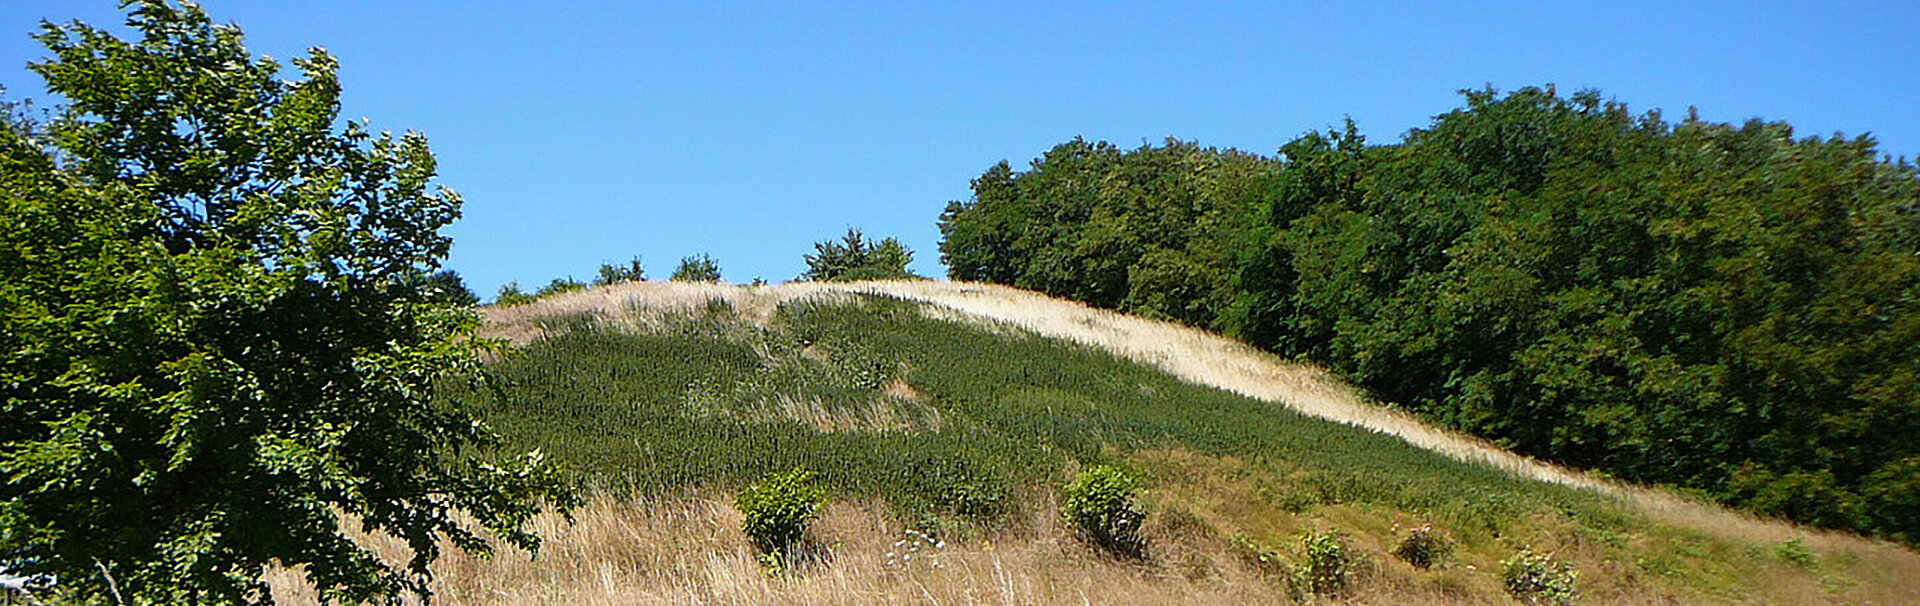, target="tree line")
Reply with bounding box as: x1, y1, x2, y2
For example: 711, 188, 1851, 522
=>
938, 87, 1920, 545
